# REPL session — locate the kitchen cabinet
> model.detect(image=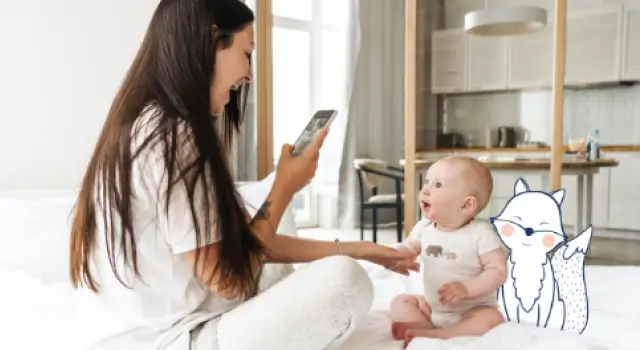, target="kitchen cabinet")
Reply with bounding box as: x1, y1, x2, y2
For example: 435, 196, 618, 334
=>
621, 5, 640, 80
467, 35, 509, 92
507, 22, 554, 89
565, 5, 623, 85
605, 152, 640, 231
431, 4, 640, 95
431, 29, 468, 94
